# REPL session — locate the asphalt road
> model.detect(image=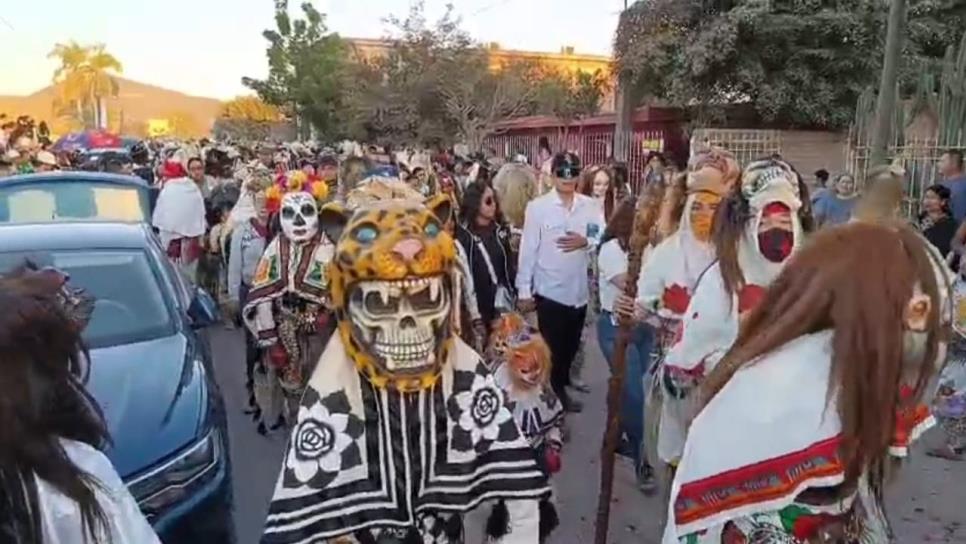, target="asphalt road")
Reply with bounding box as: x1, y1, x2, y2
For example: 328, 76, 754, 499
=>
209, 327, 966, 544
